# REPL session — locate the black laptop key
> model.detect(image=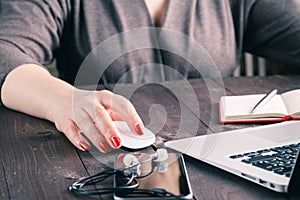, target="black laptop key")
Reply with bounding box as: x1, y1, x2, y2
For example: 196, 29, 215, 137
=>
257, 149, 272, 154
271, 147, 286, 153
244, 152, 259, 157
246, 155, 274, 163
229, 154, 244, 159
252, 162, 273, 171
241, 159, 251, 164
285, 172, 291, 177
274, 166, 293, 175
